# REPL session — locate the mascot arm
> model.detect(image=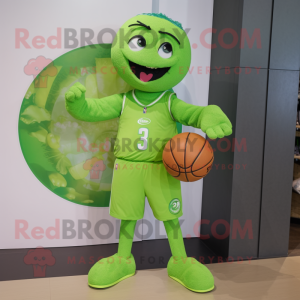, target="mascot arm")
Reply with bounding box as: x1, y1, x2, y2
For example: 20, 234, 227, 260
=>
65, 82, 123, 122
171, 96, 232, 139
